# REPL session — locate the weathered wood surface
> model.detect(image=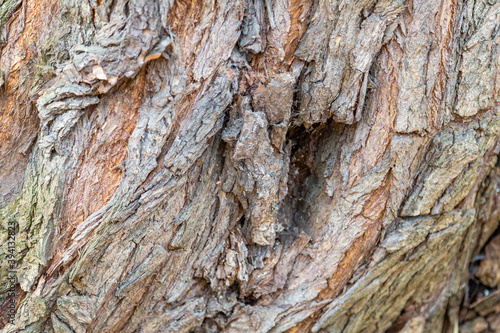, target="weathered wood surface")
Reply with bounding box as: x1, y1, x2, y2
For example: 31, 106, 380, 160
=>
0, 0, 499, 332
